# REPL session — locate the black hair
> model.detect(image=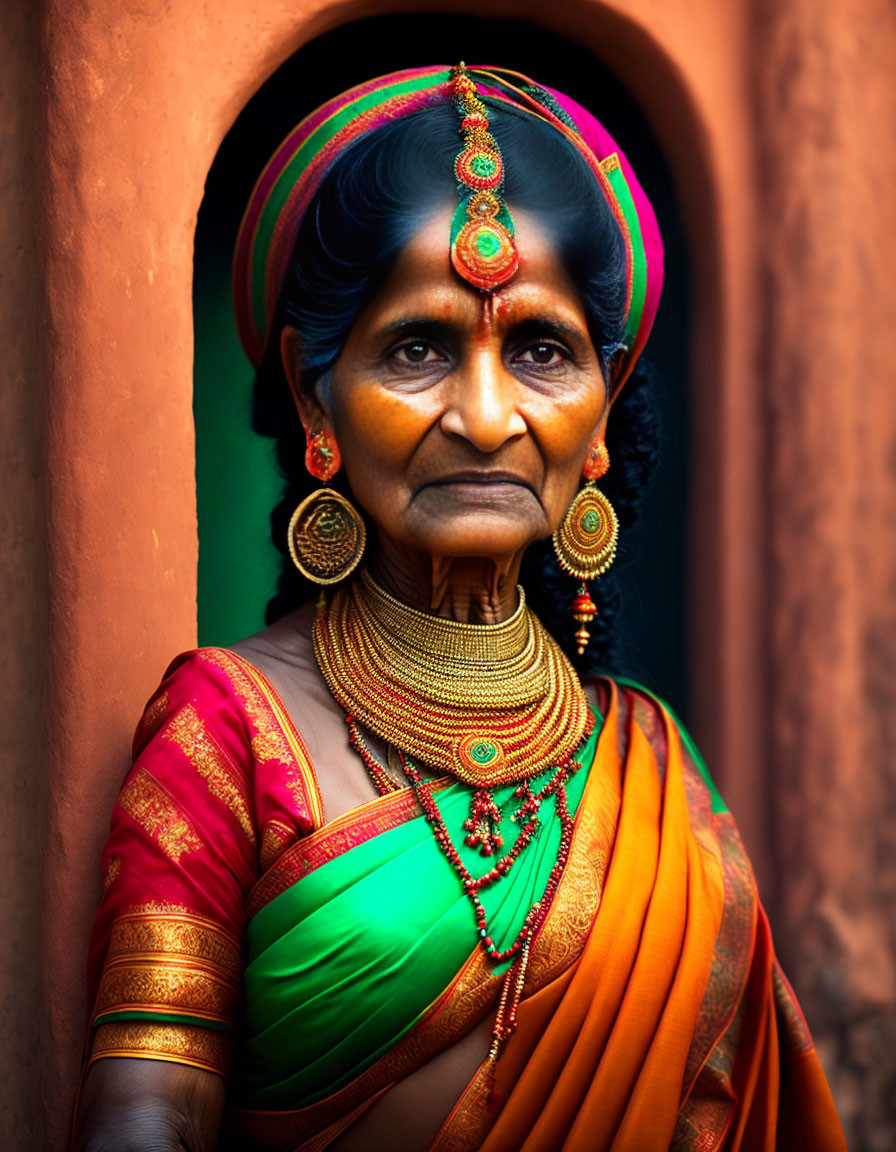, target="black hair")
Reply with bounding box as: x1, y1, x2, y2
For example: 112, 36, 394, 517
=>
252, 99, 661, 675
